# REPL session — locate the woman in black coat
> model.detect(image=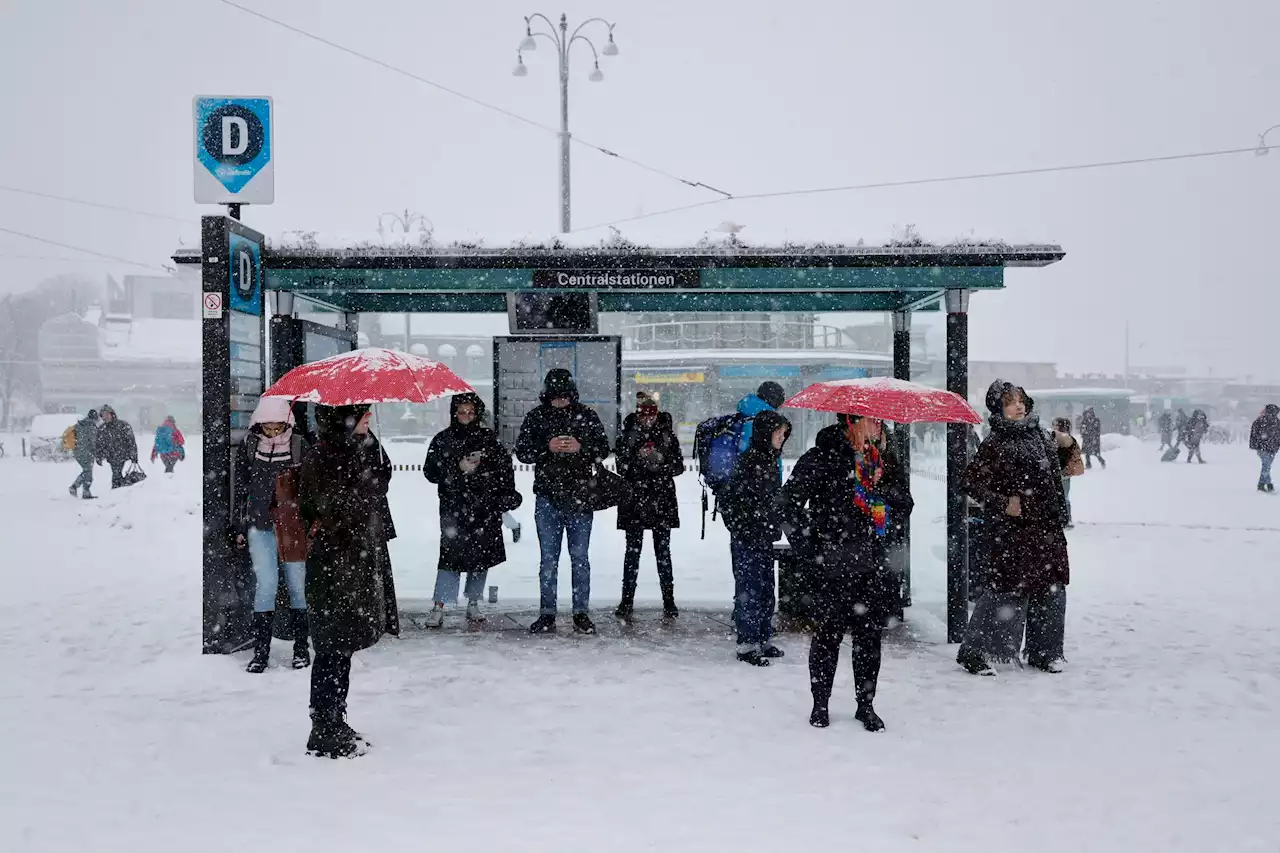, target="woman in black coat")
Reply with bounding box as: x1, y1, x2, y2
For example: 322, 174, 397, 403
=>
782, 413, 913, 732
957, 381, 1070, 676
298, 404, 397, 759
423, 393, 522, 625
614, 392, 685, 620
